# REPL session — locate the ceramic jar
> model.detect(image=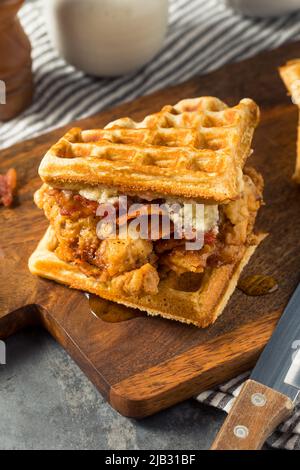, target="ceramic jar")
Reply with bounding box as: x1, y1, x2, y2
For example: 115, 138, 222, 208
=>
44, 0, 169, 76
